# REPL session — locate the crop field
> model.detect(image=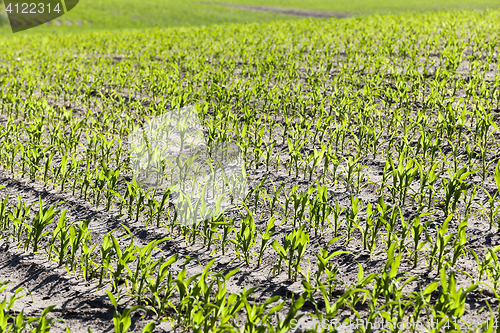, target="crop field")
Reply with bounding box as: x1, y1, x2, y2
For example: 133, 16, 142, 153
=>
0, 0, 300, 32
2, 5, 500, 333
209, 0, 500, 16
1, 0, 499, 32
